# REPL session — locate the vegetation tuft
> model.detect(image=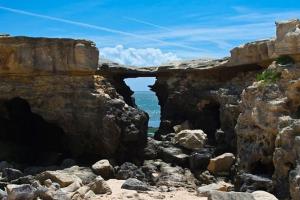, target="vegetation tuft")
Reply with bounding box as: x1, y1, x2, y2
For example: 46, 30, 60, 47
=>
256, 69, 281, 84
